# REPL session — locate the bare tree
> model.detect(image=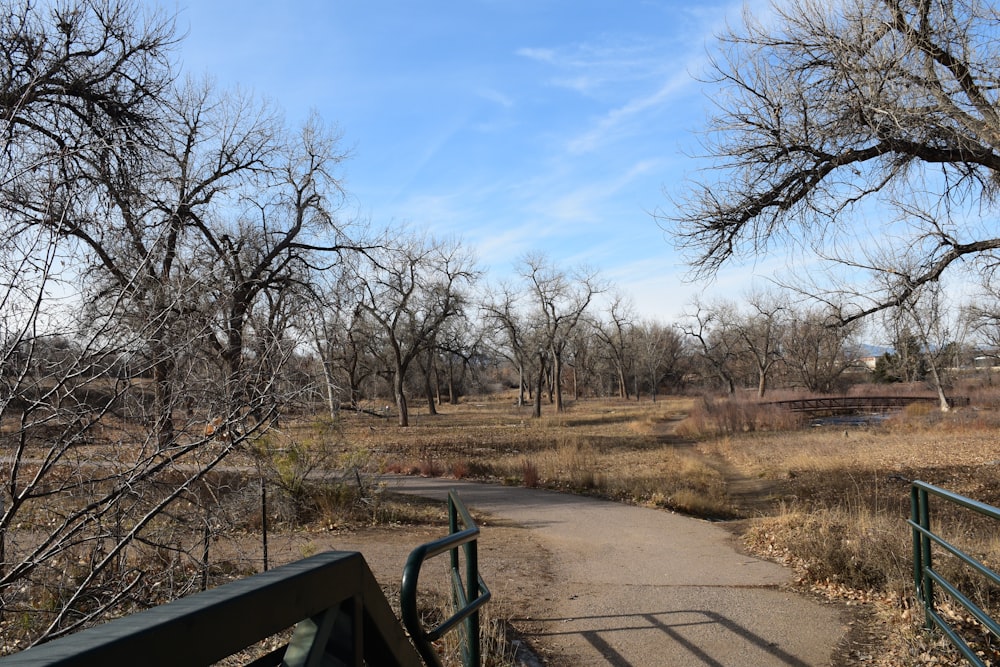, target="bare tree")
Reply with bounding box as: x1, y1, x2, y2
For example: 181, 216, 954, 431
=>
354, 234, 477, 427
1, 0, 179, 446
634, 320, 687, 401
782, 306, 860, 393
727, 291, 786, 398
0, 0, 359, 645
482, 283, 534, 407
889, 281, 964, 411
565, 324, 596, 399
431, 312, 483, 406
520, 254, 604, 413
593, 293, 637, 399
964, 277, 1000, 365
193, 113, 352, 426
0, 7, 184, 633
307, 257, 375, 416
0, 220, 268, 646
0, 1, 175, 172
664, 0, 1000, 322
680, 301, 742, 394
